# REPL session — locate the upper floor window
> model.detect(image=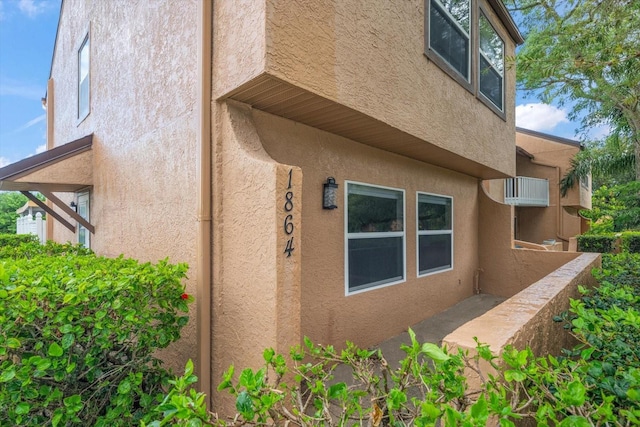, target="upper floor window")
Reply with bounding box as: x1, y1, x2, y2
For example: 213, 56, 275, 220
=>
425, 0, 507, 117
417, 193, 453, 276
346, 182, 405, 294
428, 0, 471, 81
479, 13, 504, 111
78, 34, 90, 121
